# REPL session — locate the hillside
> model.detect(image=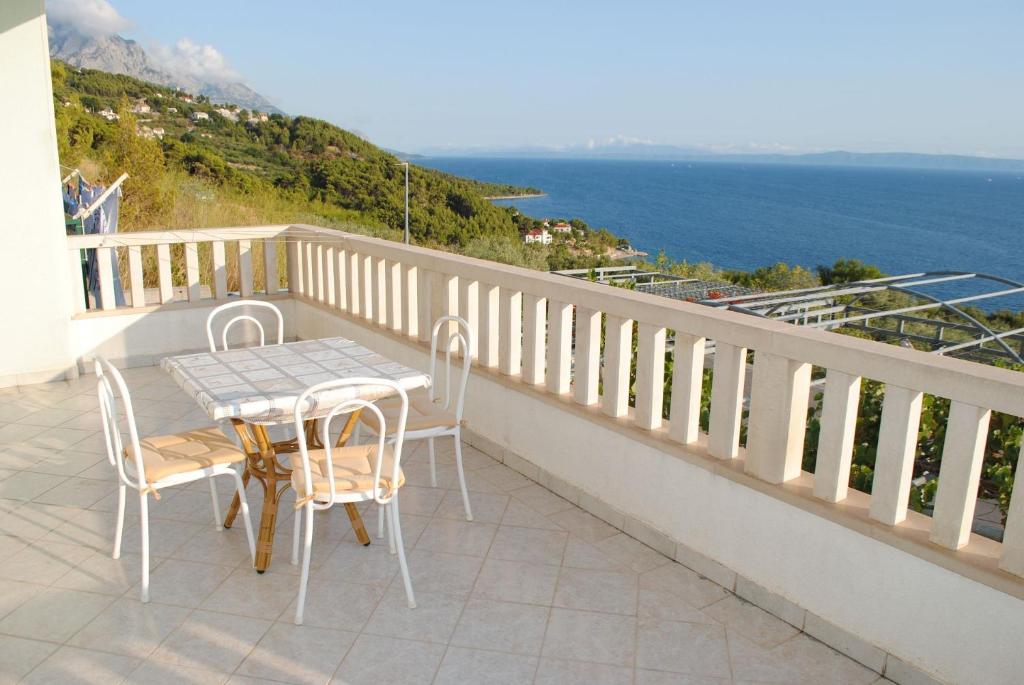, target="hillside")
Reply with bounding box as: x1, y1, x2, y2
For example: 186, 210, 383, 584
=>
52, 62, 595, 261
